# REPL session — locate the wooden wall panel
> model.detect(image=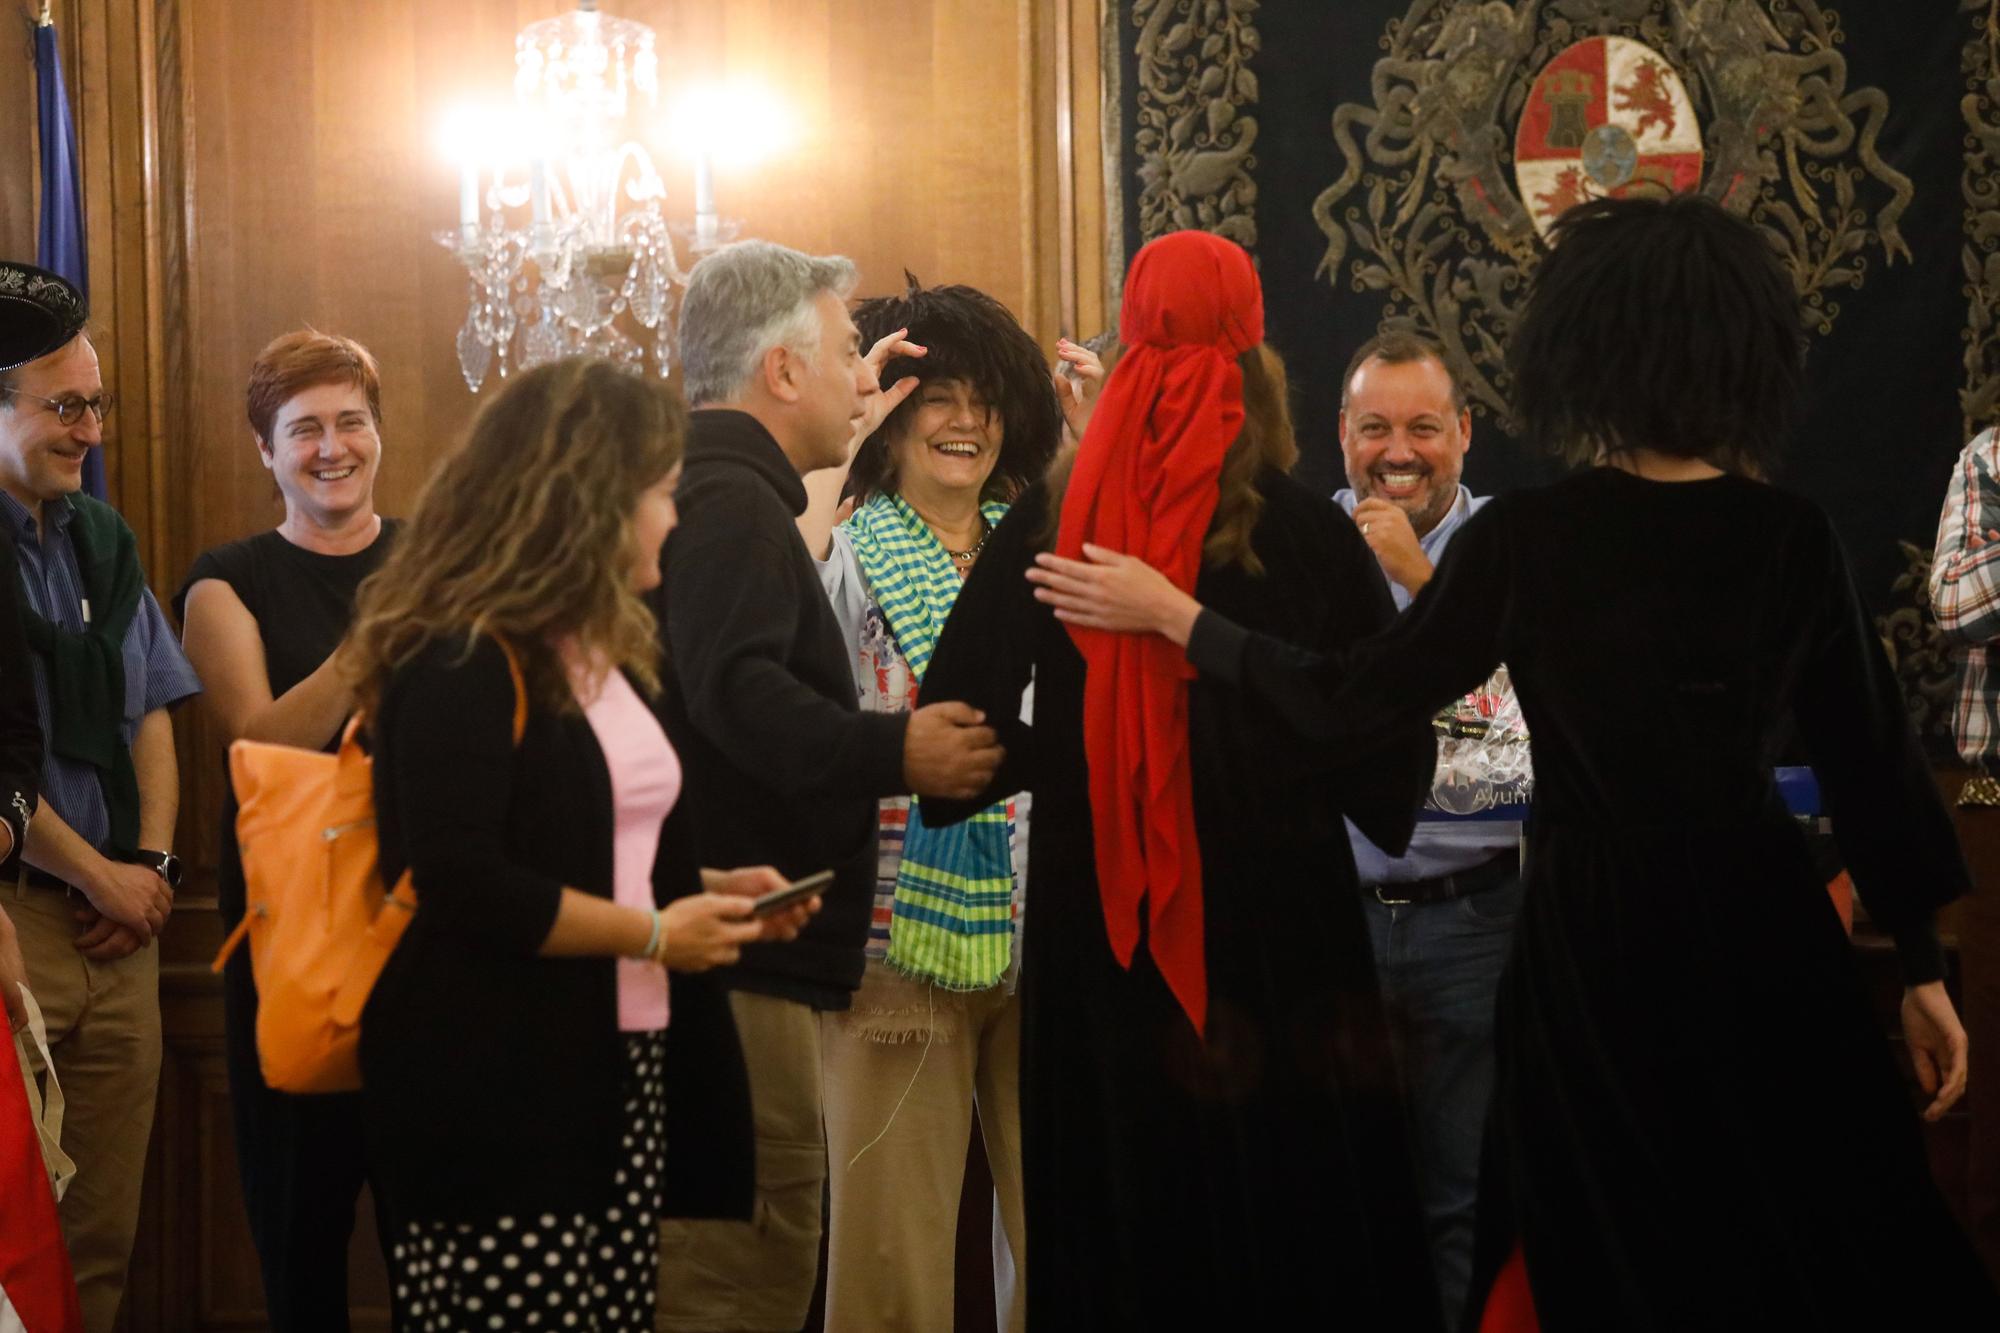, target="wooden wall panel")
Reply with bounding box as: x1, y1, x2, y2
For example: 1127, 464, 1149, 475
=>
0, 10, 40, 264
174, 0, 1068, 569
163, 0, 1096, 891
49, 1, 1108, 1327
